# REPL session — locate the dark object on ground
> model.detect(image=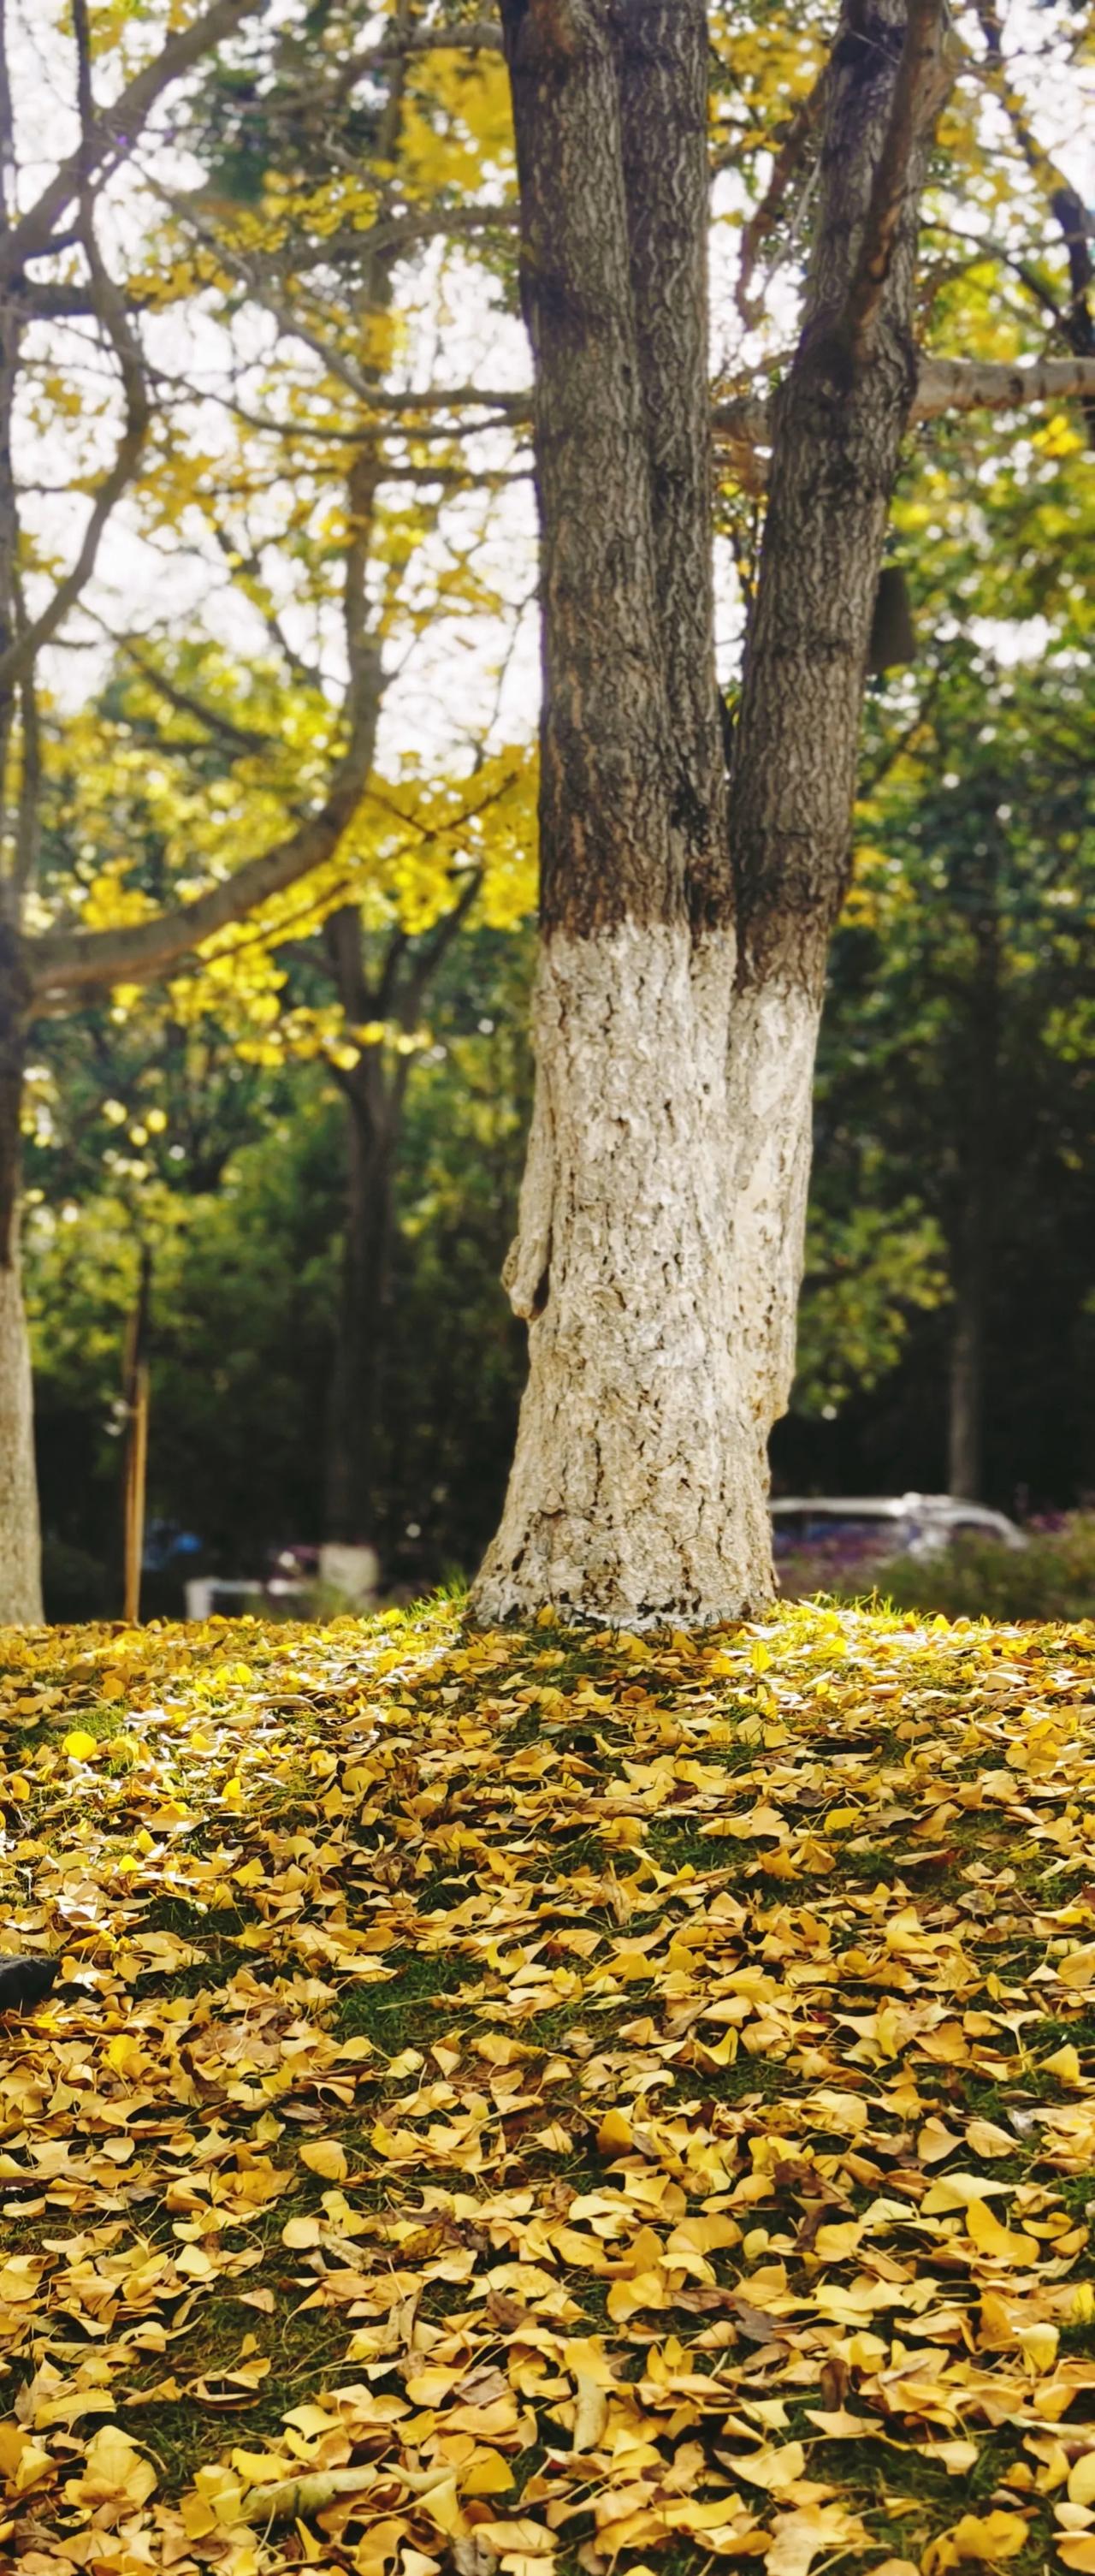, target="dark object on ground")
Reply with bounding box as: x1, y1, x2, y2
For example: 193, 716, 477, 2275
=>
0, 1955, 59, 2013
